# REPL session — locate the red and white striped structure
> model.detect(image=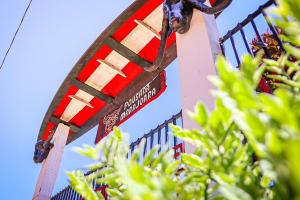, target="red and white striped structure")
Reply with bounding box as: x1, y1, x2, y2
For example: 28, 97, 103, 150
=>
38, 0, 219, 145
38, 0, 177, 144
